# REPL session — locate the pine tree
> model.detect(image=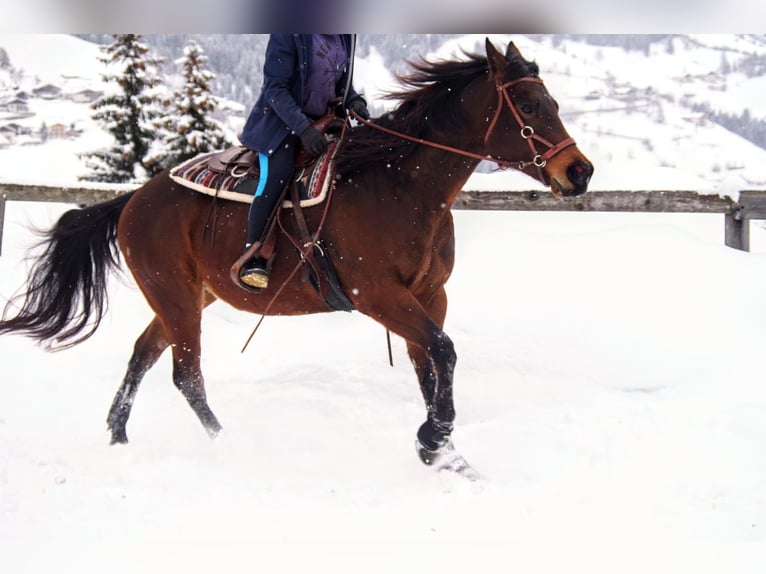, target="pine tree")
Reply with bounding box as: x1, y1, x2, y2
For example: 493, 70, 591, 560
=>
80, 34, 166, 183
156, 40, 230, 169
